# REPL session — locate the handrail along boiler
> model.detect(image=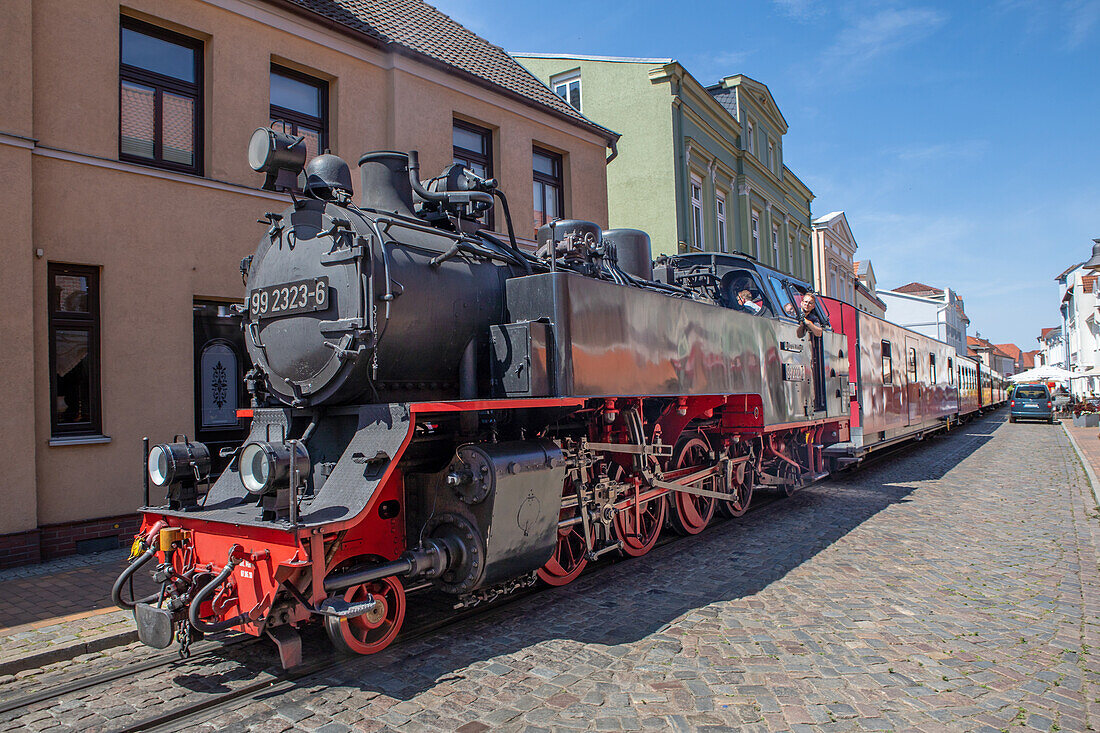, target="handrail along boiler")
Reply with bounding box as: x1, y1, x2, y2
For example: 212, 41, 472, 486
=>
115, 127, 1005, 665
